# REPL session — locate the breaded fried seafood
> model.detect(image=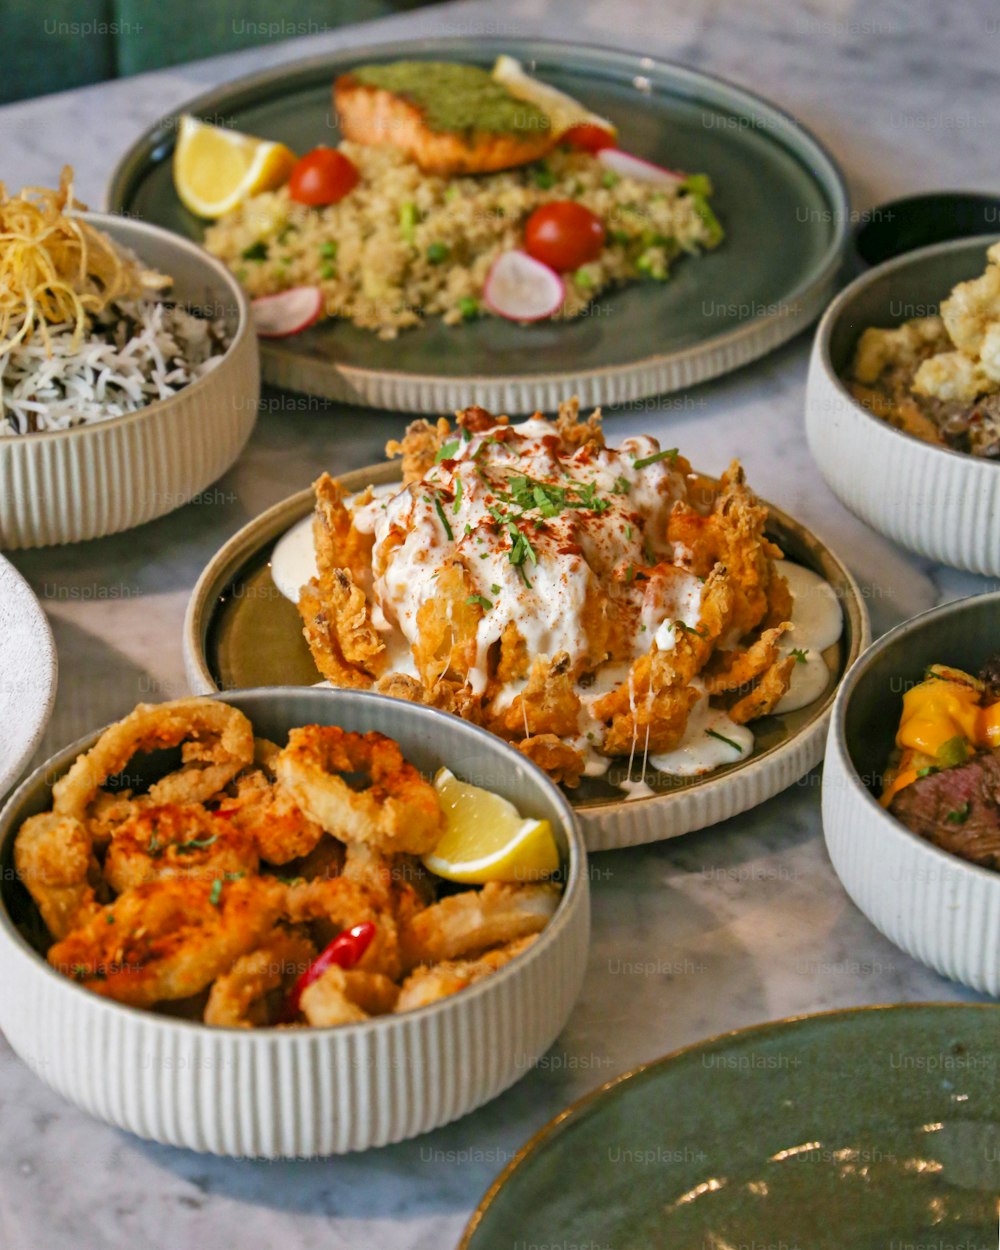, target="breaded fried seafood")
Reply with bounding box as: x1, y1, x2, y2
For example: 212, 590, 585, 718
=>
15, 697, 560, 1028
289, 400, 843, 791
